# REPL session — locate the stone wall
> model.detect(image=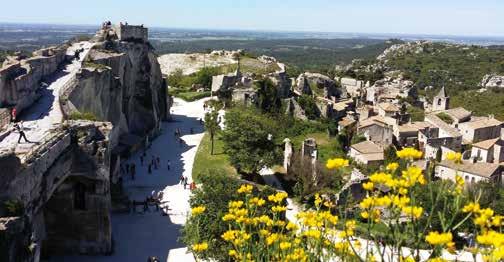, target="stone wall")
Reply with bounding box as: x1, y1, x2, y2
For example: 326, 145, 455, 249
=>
0, 121, 113, 260
114, 24, 148, 42
0, 46, 68, 114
